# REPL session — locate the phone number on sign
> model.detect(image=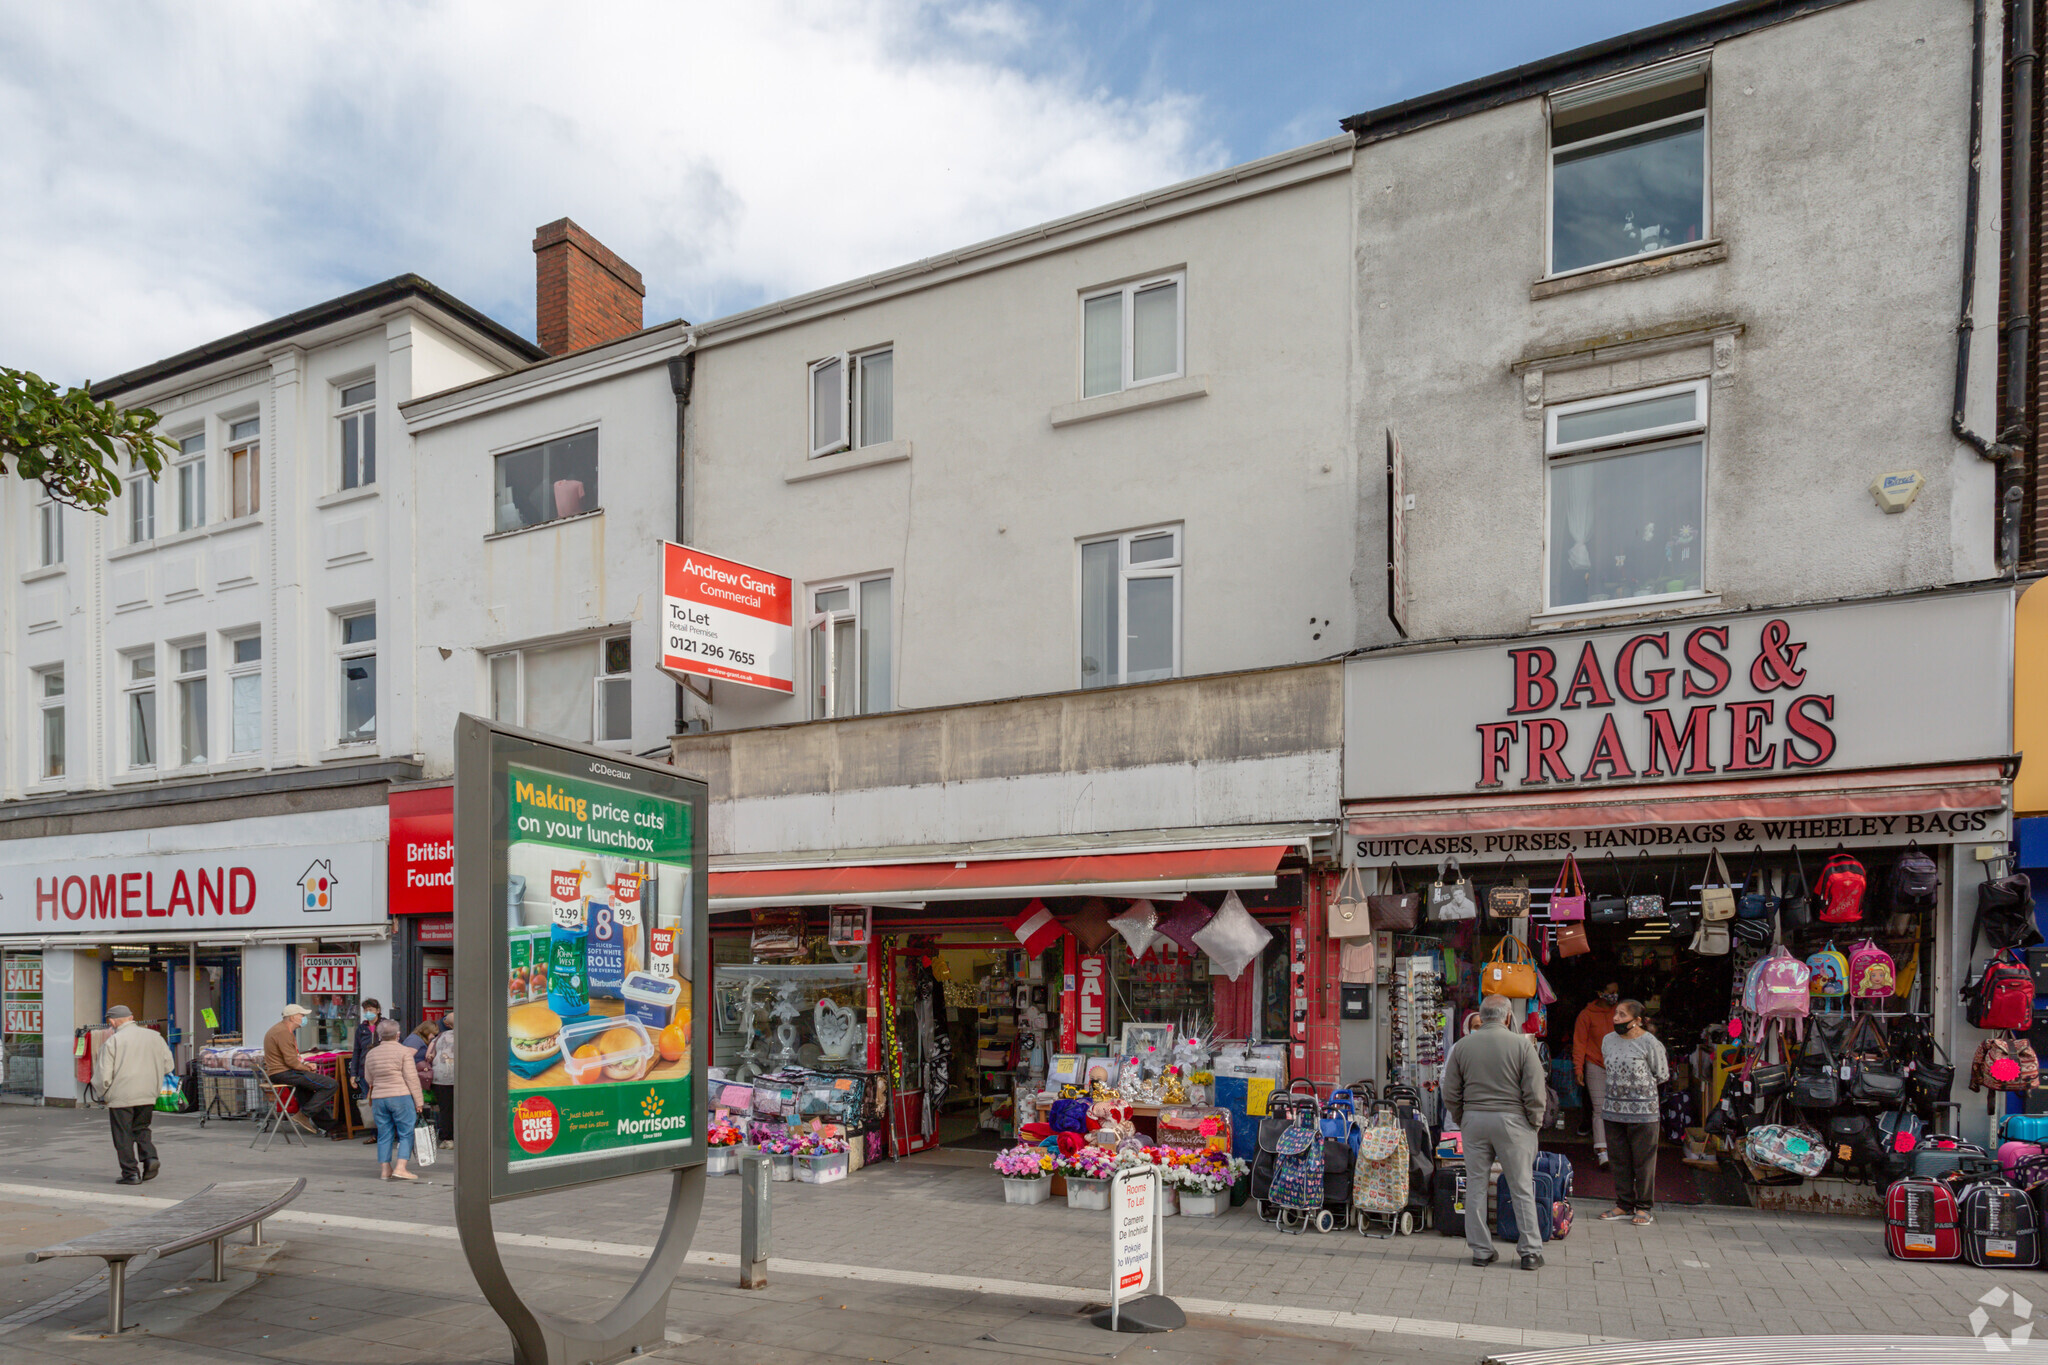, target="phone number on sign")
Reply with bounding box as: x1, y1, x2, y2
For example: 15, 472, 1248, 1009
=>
665, 636, 756, 667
